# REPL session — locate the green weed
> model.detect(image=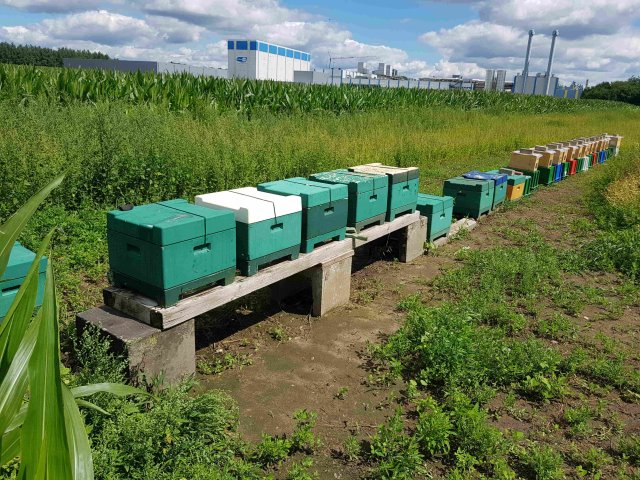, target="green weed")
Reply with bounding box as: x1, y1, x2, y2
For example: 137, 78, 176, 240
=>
520, 443, 565, 480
